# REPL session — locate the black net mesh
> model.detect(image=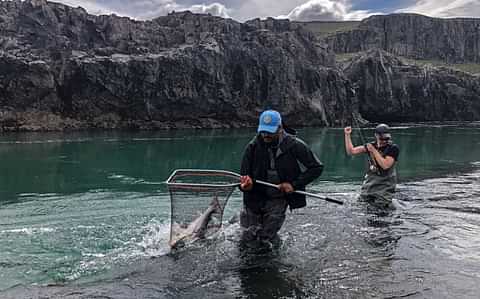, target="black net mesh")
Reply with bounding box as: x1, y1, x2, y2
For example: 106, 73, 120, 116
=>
165, 169, 240, 247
